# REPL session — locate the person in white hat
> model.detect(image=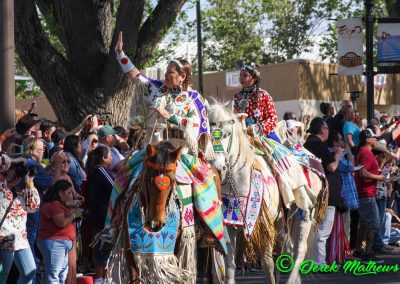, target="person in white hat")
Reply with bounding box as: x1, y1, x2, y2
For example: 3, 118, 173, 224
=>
286, 119, 303, 143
